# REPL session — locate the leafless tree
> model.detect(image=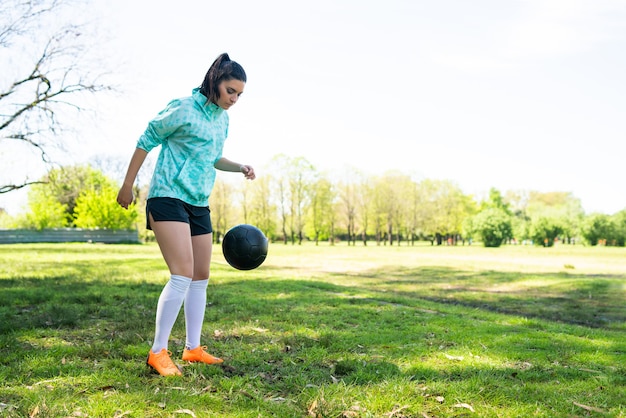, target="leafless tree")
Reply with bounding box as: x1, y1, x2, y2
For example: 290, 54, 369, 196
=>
0, 0, 113, 194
